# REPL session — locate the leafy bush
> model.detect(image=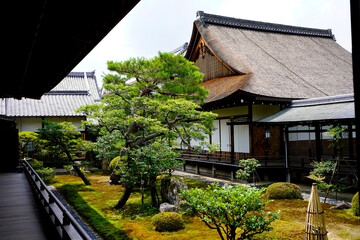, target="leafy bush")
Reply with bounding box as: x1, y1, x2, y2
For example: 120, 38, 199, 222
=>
36, 167, 55, 184
266, 182, 303, 199
352, 192, 359, 216
236, 158, 261, 186
181, 183, 279, 240
63, 164, 73, 173
151, 212, 184, 232
29, 159, 44, 169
